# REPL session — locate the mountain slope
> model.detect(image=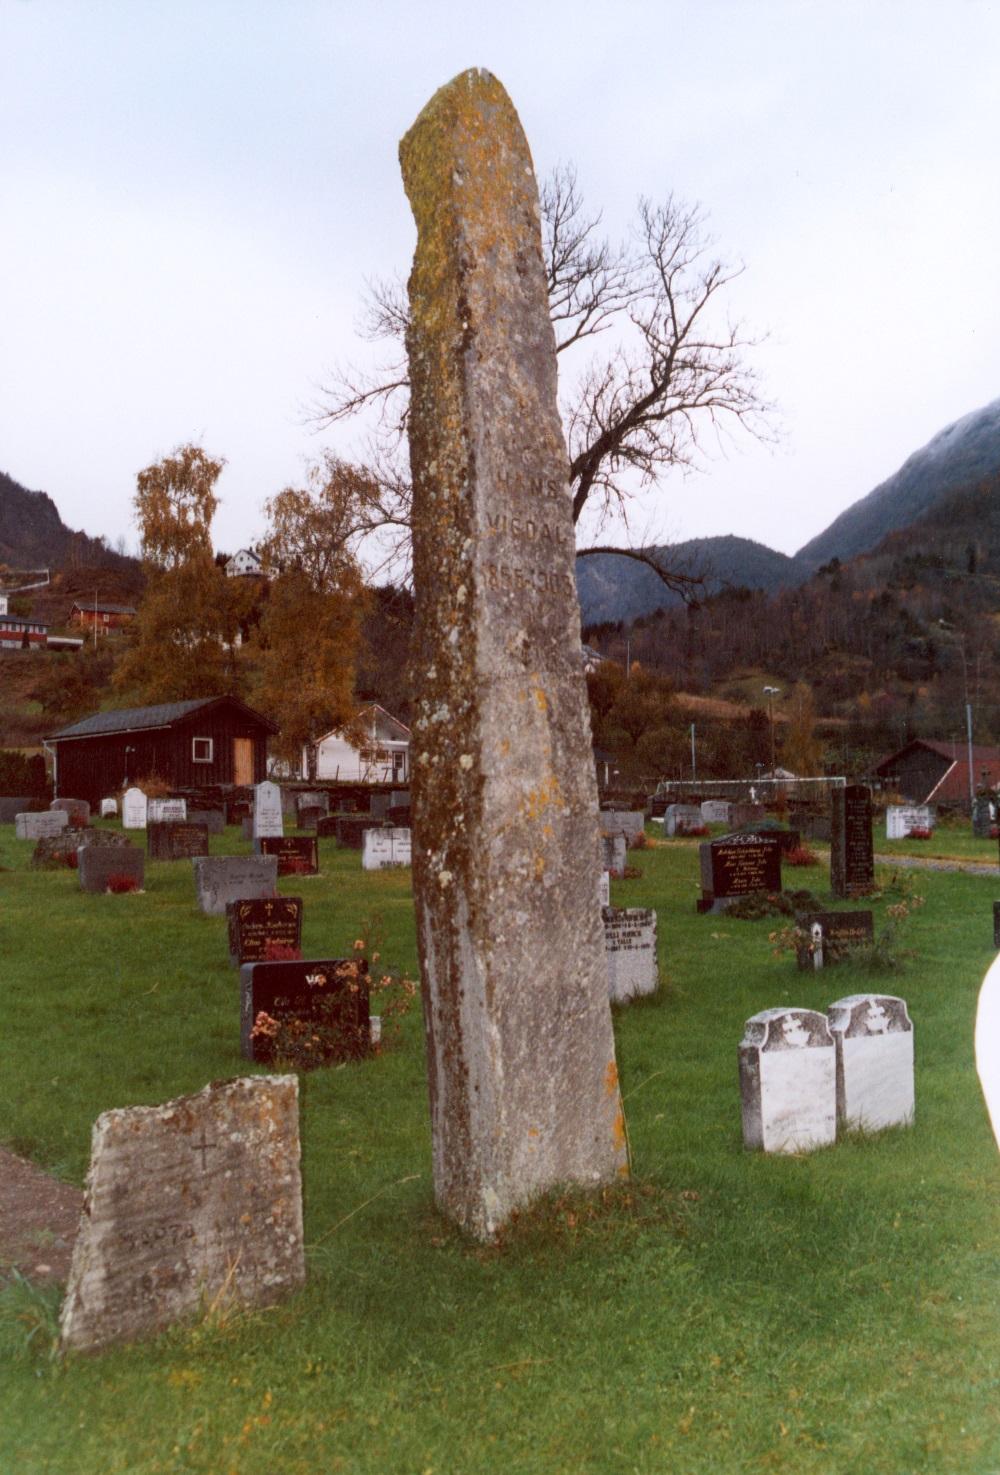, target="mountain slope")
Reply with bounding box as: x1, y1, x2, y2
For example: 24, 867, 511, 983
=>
0, 469, 137, 576
796, 397, 1000, 570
